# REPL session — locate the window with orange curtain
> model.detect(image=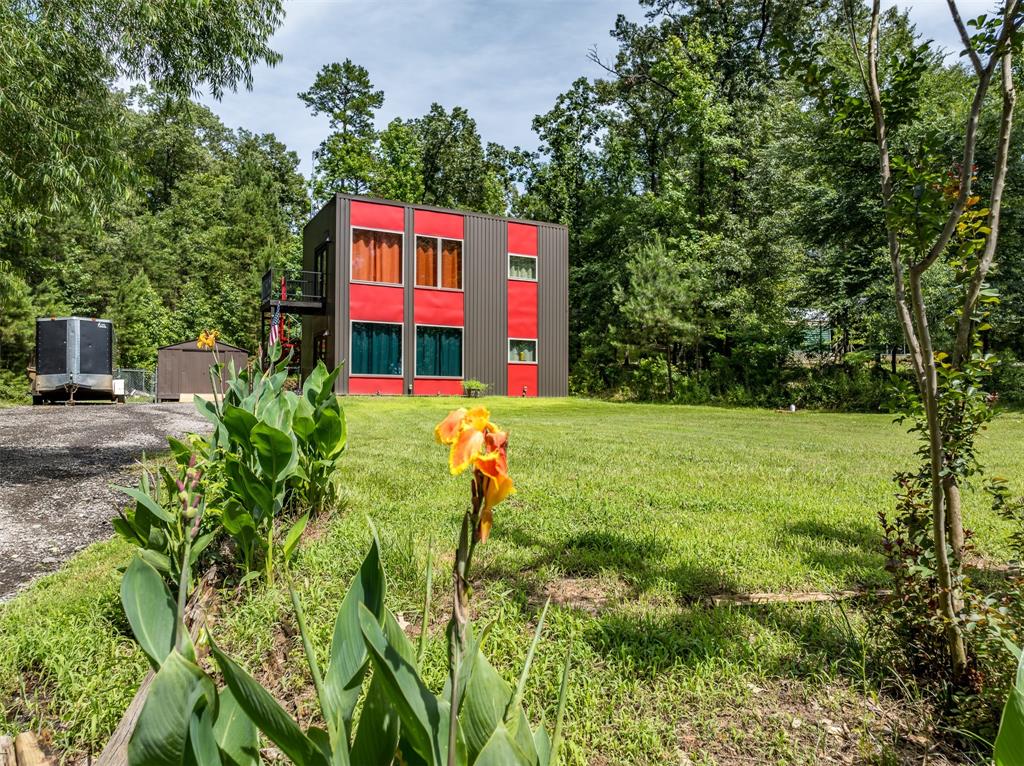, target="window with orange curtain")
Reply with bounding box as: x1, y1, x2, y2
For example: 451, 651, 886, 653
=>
414, 235, 463, 289
352, 228, 402, 284
441, 239, 462, 289
416, 236, 437, 287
